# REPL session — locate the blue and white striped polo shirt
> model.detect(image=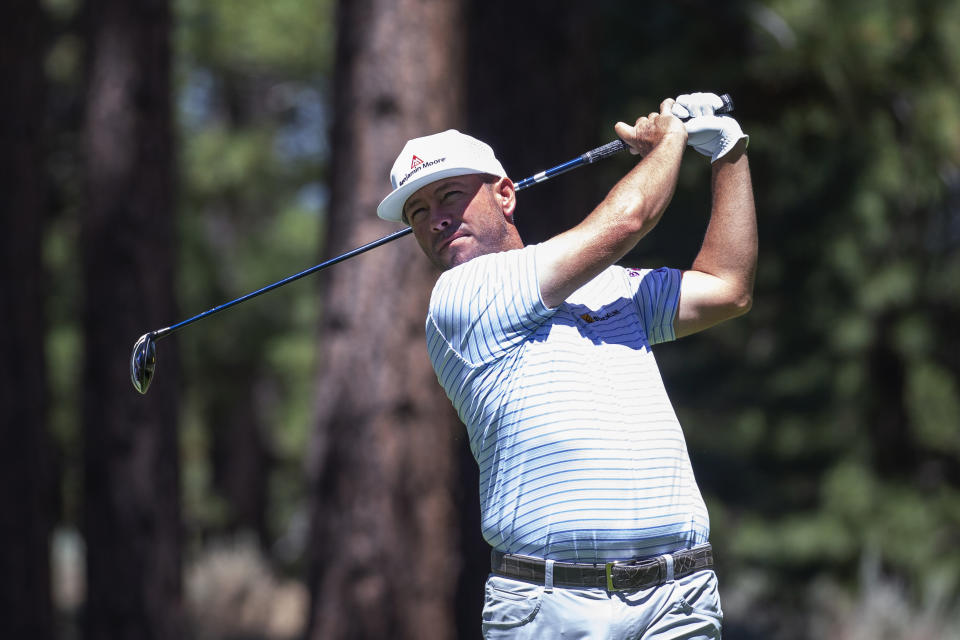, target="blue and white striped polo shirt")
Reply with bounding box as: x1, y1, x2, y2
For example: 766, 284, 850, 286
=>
426, 244, 709, 562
